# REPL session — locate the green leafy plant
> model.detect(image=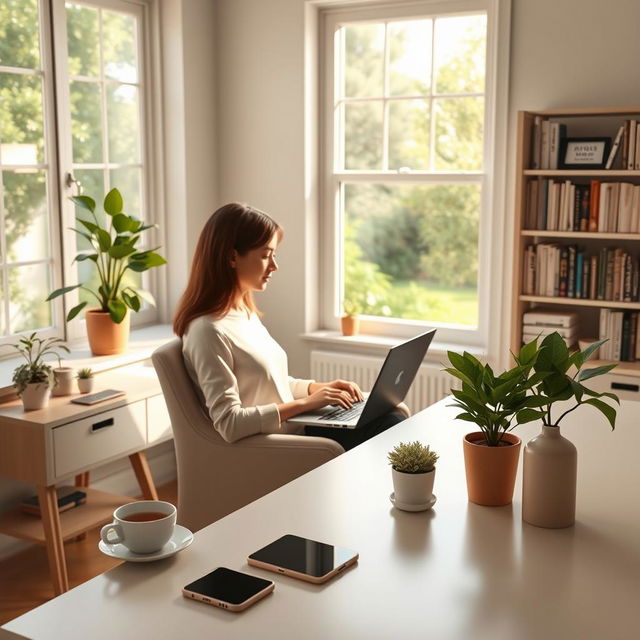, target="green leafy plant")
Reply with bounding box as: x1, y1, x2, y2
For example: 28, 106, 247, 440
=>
445, 339, 549, 446
76, 367, 94, 380
388, 441, 438, 474
46, 188, 166, 324
514, 333, 619, 430
342, 298, 362, 317
3, 333, 70, 395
